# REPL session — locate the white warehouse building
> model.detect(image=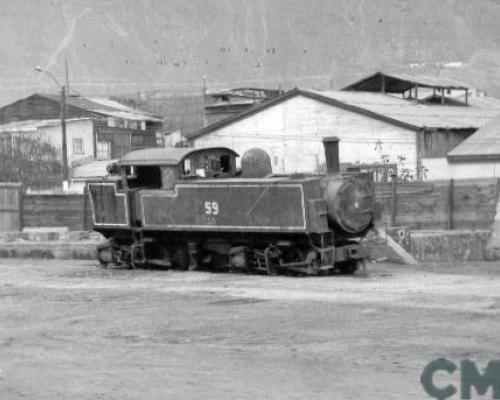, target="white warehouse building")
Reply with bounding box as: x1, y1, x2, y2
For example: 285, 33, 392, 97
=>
187, 74, 500, 180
